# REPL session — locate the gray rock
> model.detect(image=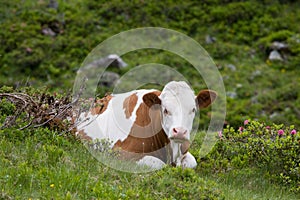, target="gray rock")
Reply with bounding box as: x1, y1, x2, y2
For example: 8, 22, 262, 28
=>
225, 64, 236, 71
78, 54, 128, 74
205, 35, 217, 44
226, 91, 237, 99
107, 54, 128, 68
268, 50, 283, 61
270, 41, 288, 50
42, 27, 56, 37
98, 71, 120, 87
48, 0, 58, 10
